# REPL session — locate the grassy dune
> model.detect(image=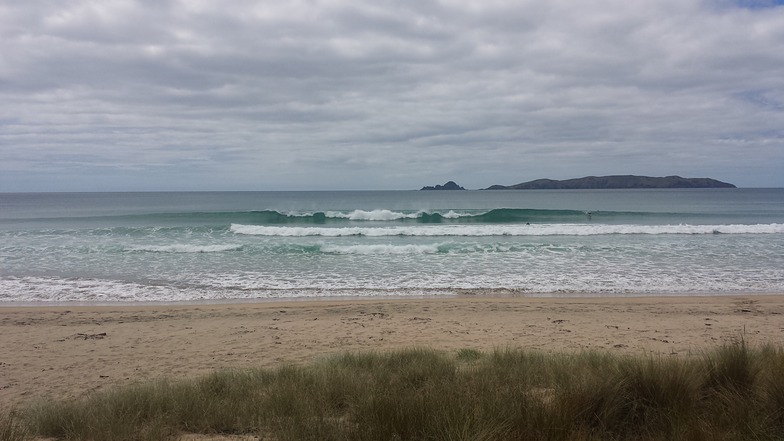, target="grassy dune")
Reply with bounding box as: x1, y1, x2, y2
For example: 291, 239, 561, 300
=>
4, 340, 784, 440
